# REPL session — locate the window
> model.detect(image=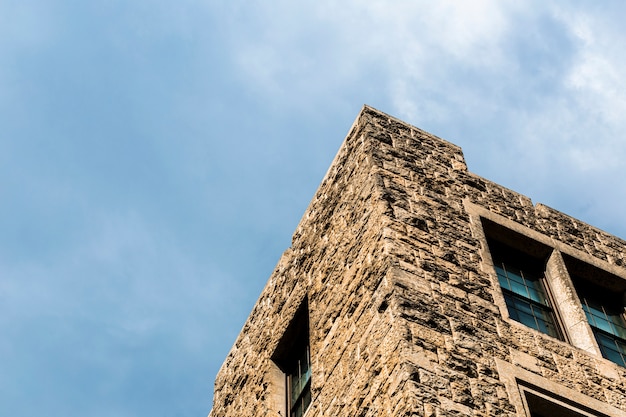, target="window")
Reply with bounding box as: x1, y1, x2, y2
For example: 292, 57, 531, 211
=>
521, 385, 608, 417
526, 392, 586, 417
272, 301, 312, 417
287, 342, 312, 417
488, 238, 563, 340
580, 294, 626, 367
495, 358, 620, 417
471, 206, 626, 367
566, 257, 626, 367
